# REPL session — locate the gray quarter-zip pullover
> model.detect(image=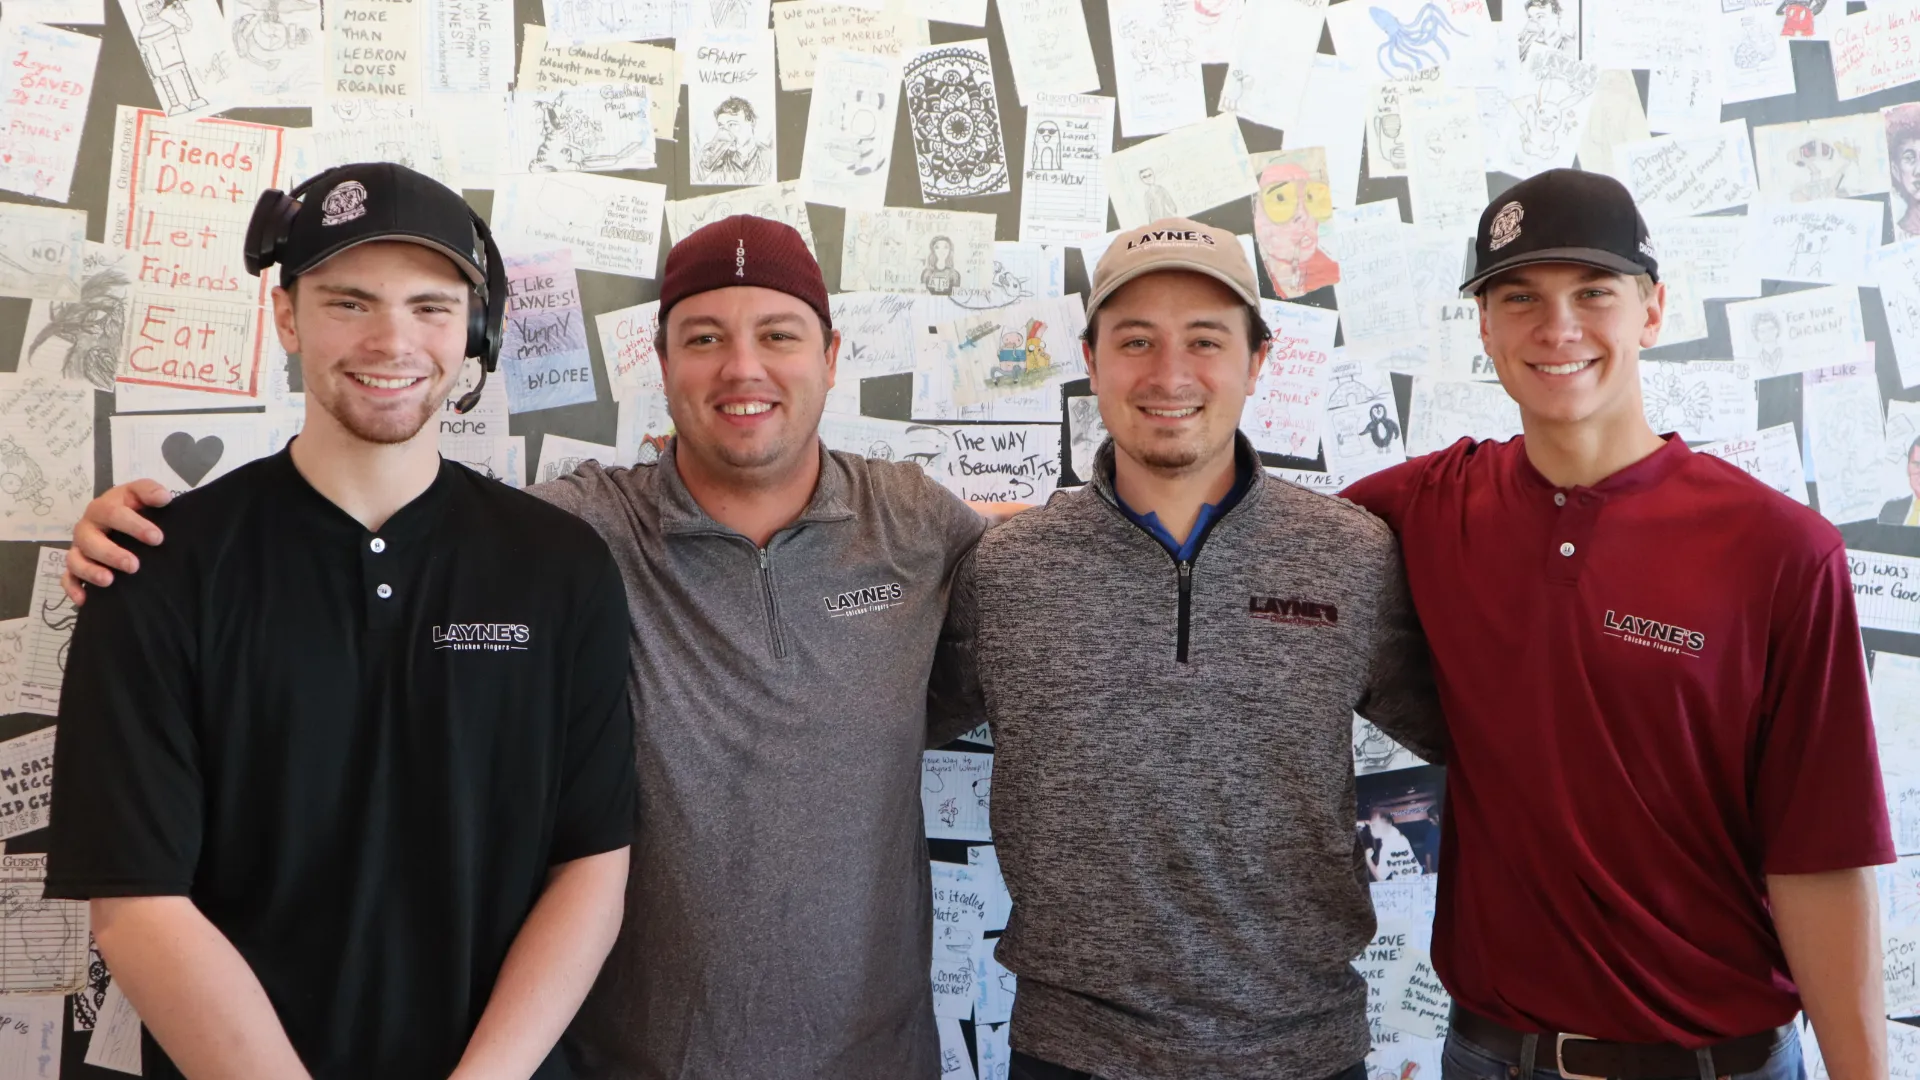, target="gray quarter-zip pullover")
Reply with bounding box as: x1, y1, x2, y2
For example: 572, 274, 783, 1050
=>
947, 435, 1446, 1080
531, 440, 986, 1079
